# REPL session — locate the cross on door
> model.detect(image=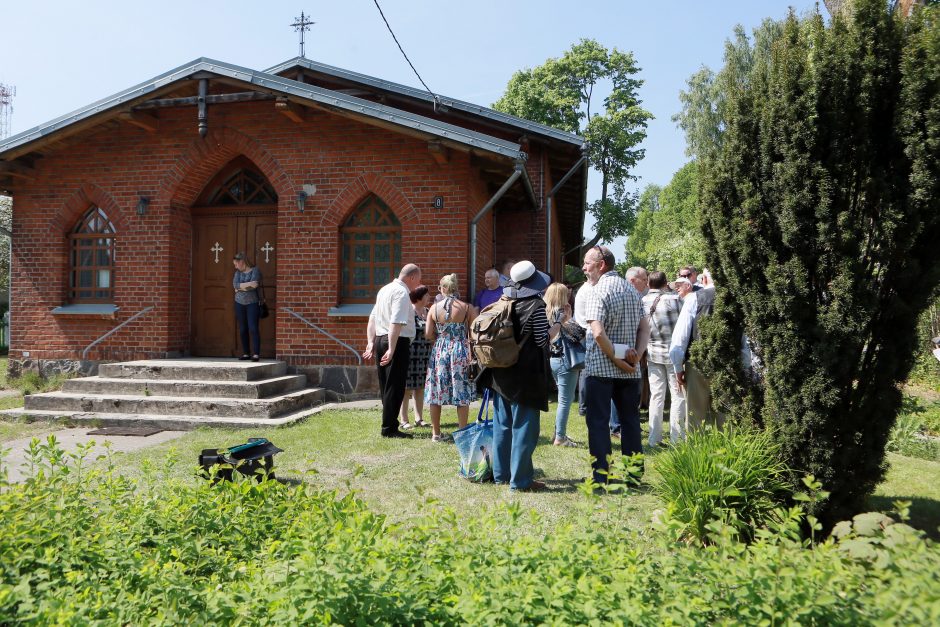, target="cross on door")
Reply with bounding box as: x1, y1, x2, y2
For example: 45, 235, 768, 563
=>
260, 241, 274, 263
211, 242, 224, 263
